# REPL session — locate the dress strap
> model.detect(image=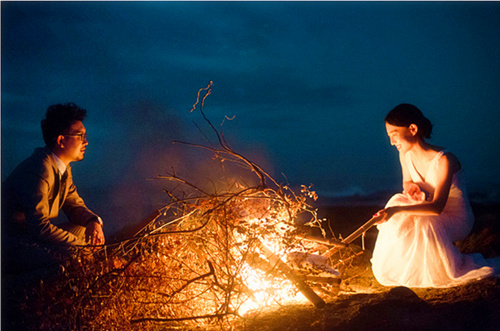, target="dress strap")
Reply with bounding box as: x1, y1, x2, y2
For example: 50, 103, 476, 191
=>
406, 150, 446, 183
434, 149, 446, 159
405, 153, 424, 183
430, 150, 446, 166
